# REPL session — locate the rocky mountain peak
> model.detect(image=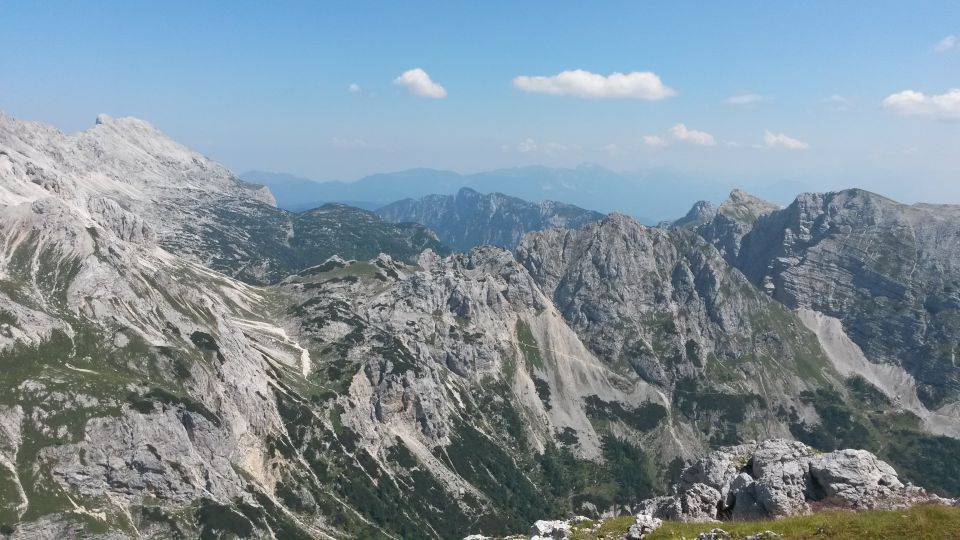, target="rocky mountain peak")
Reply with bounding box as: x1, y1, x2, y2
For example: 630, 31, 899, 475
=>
718, 189, 779, 223
456, 186, 481, 198
0, 112, 263, 209
673, 200, 718, 228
